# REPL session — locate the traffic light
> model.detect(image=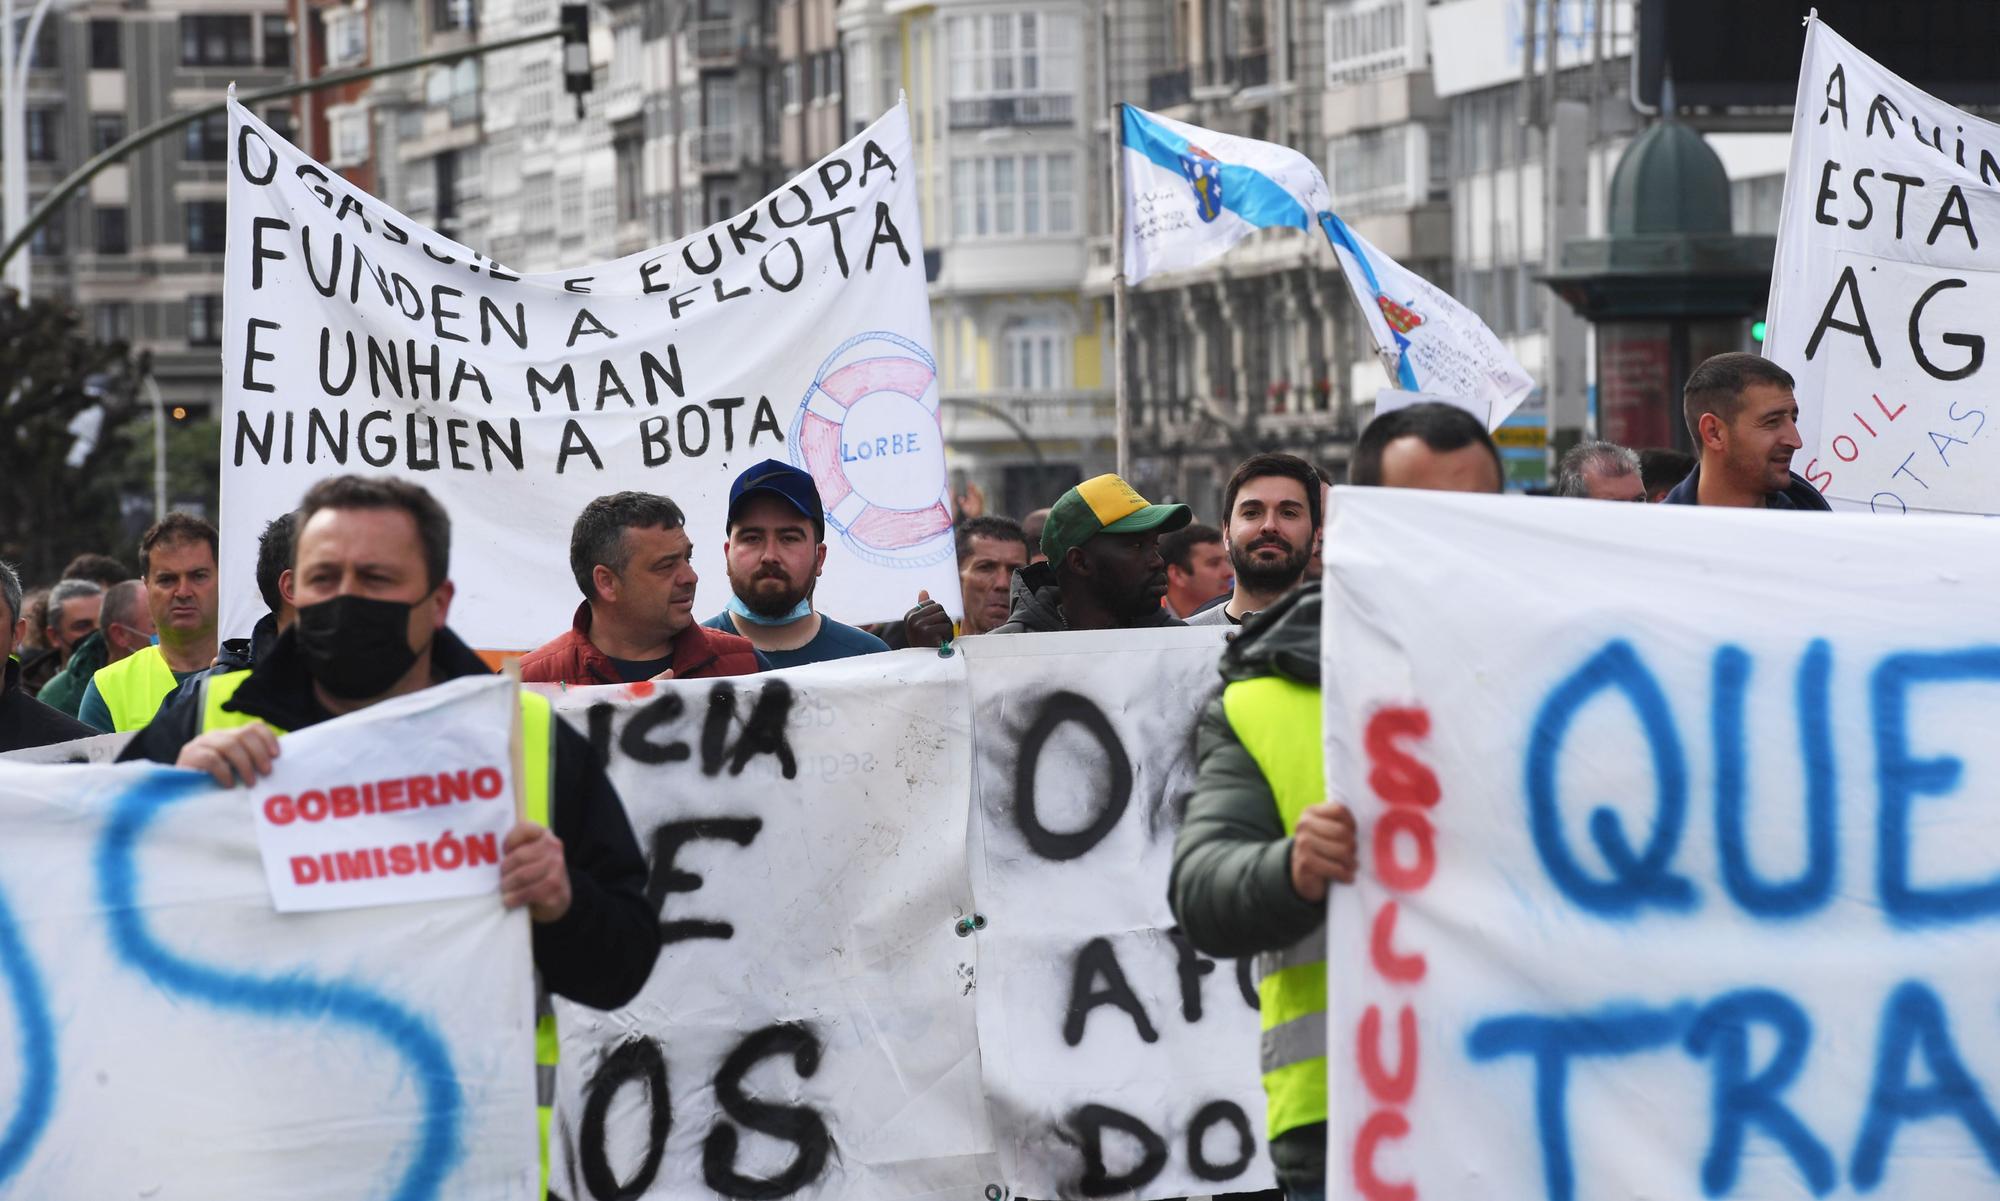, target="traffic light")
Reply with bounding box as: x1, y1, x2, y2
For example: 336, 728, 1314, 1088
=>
561, 4, 591, 117
1751, 319, 1768, 343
